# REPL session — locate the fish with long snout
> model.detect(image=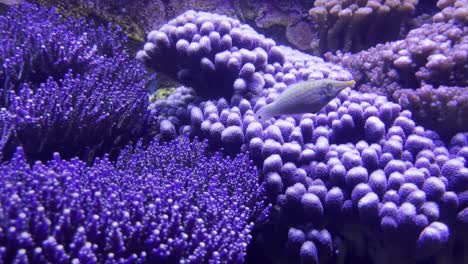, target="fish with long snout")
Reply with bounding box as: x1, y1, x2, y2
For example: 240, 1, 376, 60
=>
254, 79, 356, 122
